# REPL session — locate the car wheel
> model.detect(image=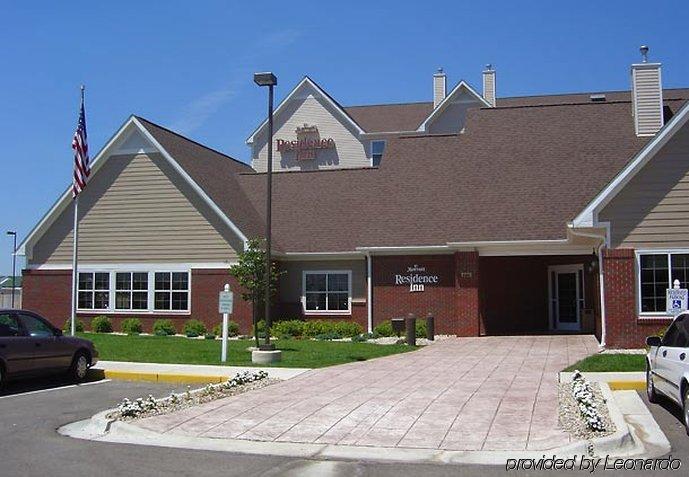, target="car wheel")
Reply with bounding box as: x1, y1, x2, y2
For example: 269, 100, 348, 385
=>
683, 387, 689, 436
646, 365, 658, 403
69, 351, 89, 383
